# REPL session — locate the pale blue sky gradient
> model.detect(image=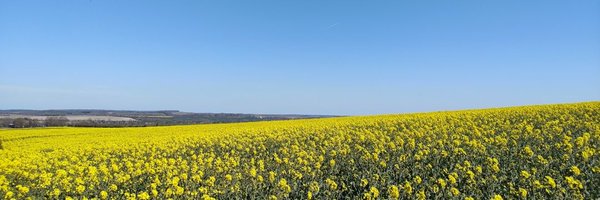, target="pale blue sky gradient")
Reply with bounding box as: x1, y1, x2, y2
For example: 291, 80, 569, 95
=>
1, 0, 599, 115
